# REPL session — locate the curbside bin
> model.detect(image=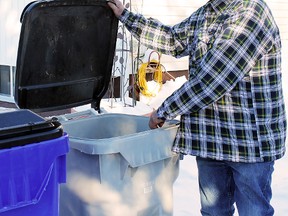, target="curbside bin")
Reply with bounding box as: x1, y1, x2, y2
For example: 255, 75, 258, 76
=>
0, 110, 69, 216
58, 110, 179, 216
